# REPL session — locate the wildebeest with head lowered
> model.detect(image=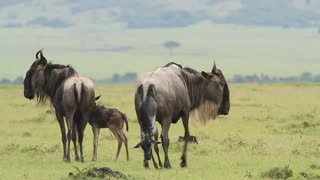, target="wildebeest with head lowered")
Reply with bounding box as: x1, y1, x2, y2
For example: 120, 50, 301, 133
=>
23, 50, 96, 162
134, 62, 230, 168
